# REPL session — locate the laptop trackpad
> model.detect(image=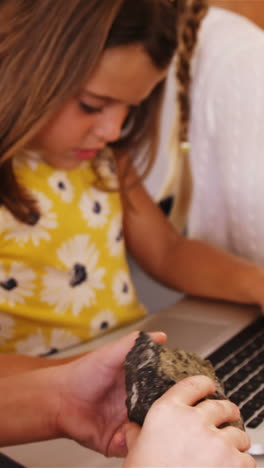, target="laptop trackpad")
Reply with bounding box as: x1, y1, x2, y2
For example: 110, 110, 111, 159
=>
141, 315, 234, 357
